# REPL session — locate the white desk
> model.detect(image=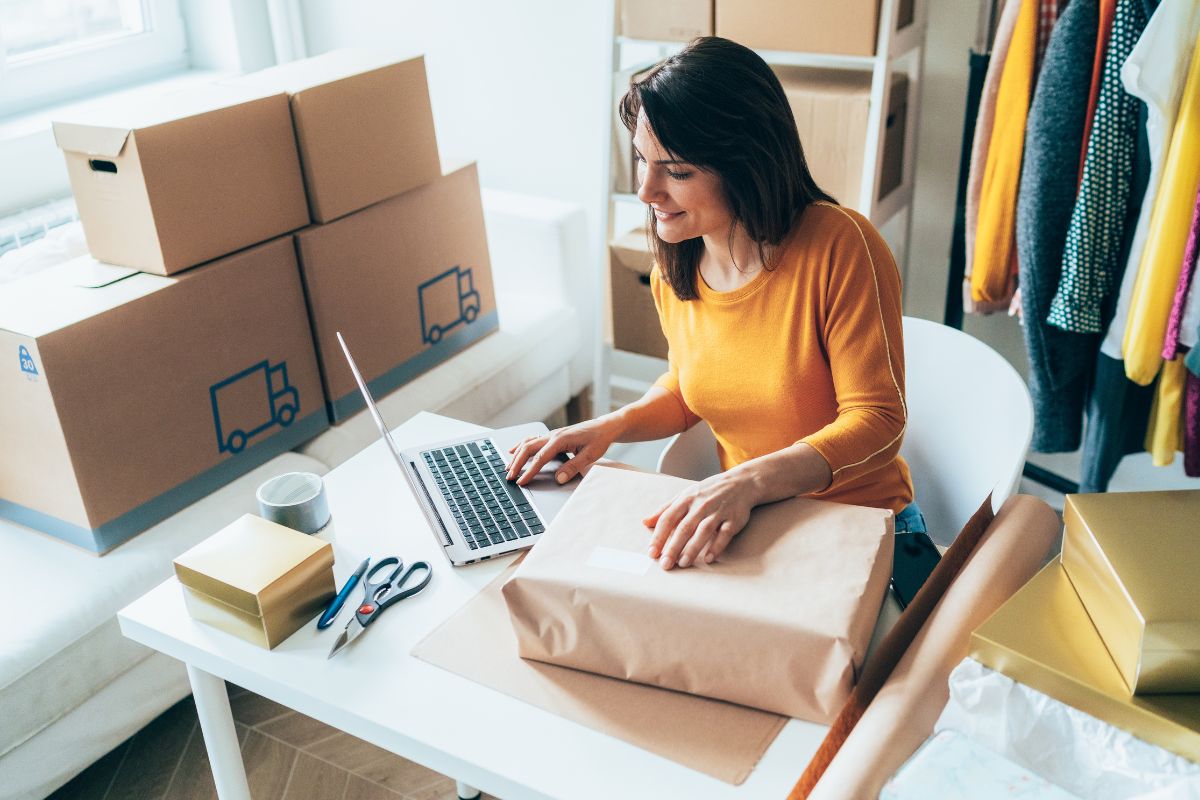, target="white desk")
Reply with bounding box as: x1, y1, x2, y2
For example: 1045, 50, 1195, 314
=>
118, 412, 828, 800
